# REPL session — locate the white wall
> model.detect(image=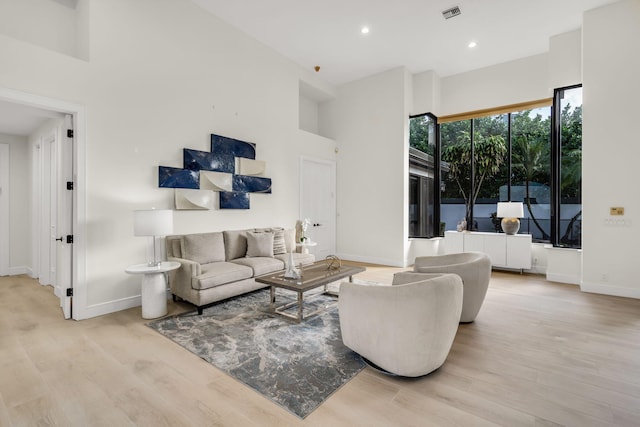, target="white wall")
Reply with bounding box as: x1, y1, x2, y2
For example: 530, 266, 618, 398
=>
548, 29, 582, 89
329, 67, 409, 266
0, 0, 336, 318
581, 0, 640, 298
411, 70, 441, 116
438, 54, 551, 116
0, 0, 80, 59
0, 134, 30, 274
